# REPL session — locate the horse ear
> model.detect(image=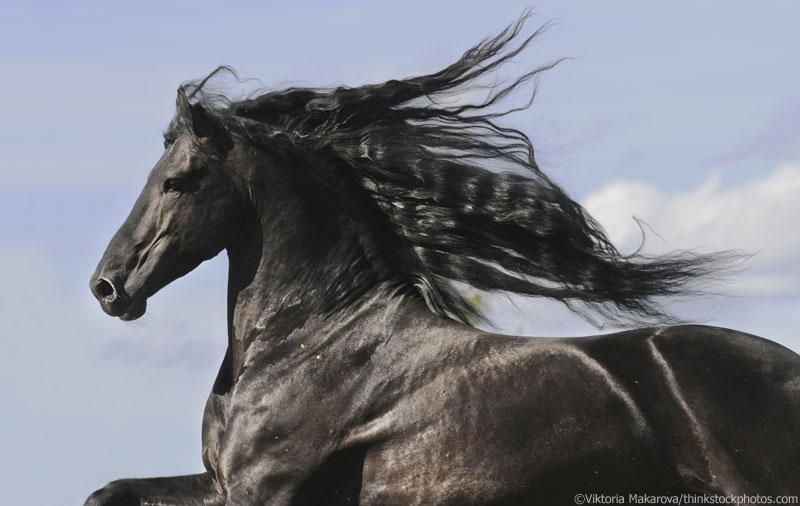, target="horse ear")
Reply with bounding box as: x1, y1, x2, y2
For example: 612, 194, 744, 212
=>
176, 87, 195, 130
175, 88, 230, 152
